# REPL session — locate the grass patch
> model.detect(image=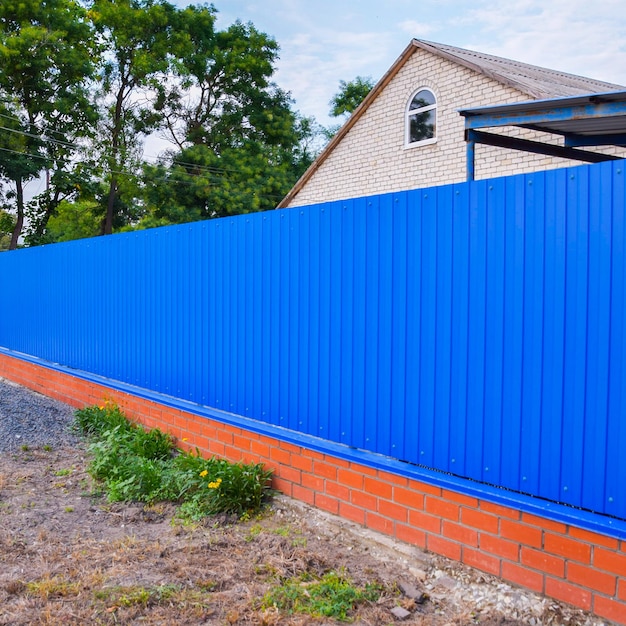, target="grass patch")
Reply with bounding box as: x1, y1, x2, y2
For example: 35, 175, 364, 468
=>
73, 403, 273, 520
94, 584, 182, 607
261, 570, 382, 621
25, 575, 81, 599
91, 583, 213, 615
